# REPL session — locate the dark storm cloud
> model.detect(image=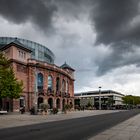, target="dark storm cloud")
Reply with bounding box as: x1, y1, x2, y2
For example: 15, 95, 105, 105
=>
95, 43, 140, 75
0, 0, 93, 36
91, 0, 140, 75
0, 0, 57, 31
55, 0, 92, 19
1, 0, 140, 76
0, 0, 89, 31
92, 0, 140, 45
